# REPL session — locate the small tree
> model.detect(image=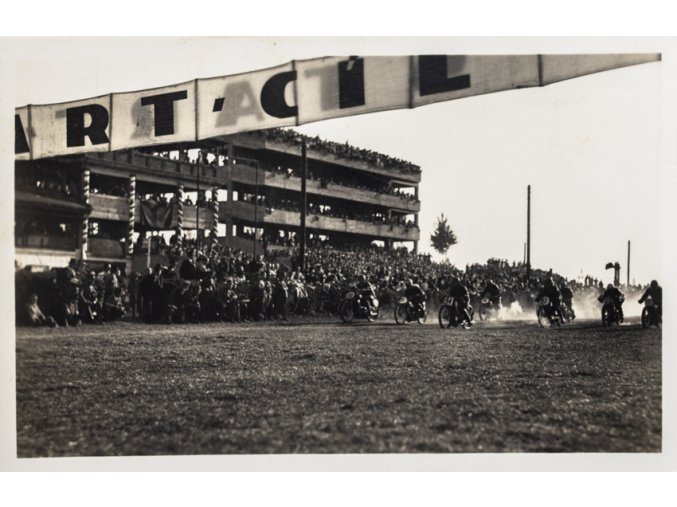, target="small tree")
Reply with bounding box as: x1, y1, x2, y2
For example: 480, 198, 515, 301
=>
430, 213, 458, 256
